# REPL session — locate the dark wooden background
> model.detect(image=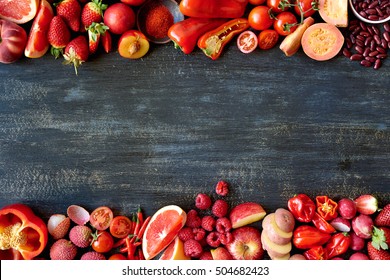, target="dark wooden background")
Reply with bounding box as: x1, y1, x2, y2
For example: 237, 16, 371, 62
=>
1, 5, 390, 223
